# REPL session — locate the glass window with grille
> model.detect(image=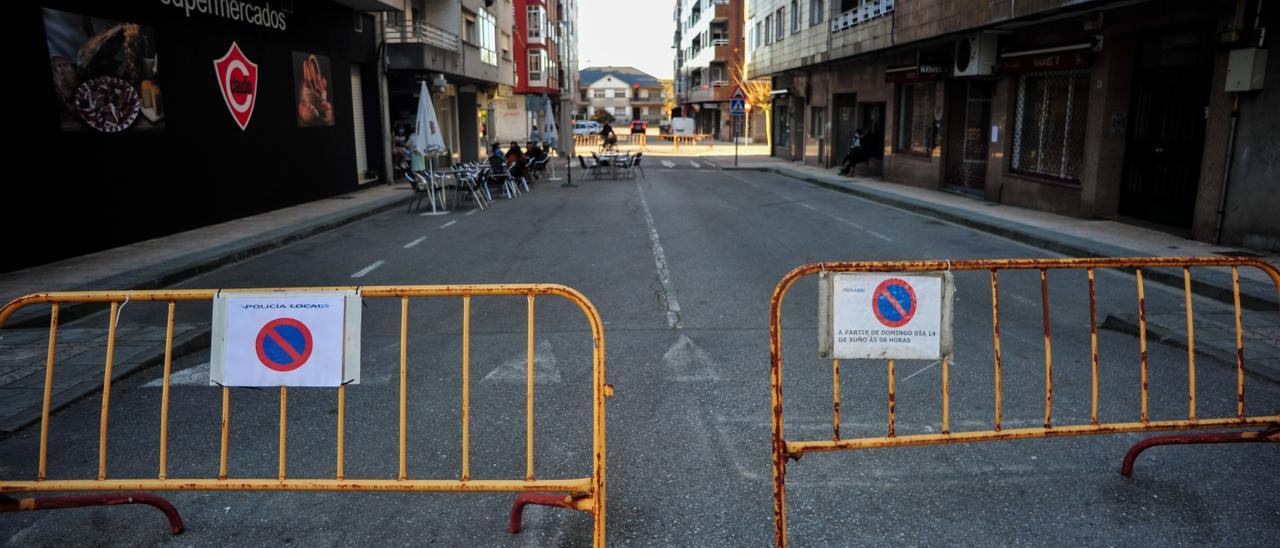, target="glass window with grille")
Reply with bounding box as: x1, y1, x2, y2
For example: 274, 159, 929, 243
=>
896, 82, 935, 154
1011, 70, 1090, 181
811, 107, 826, 139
